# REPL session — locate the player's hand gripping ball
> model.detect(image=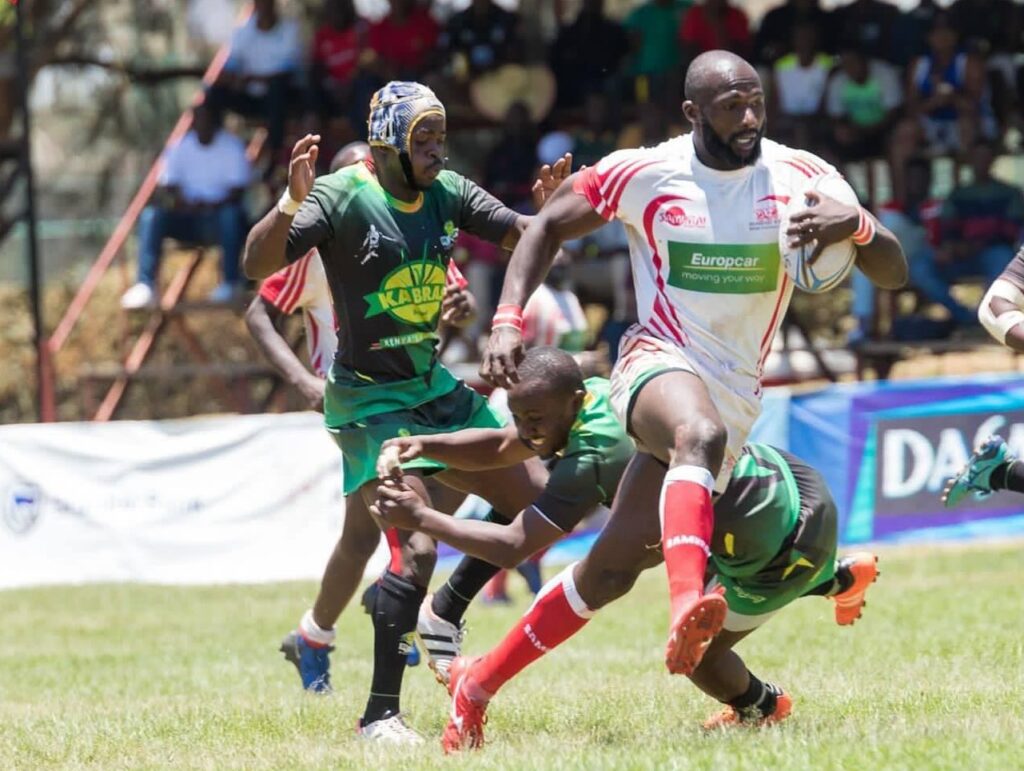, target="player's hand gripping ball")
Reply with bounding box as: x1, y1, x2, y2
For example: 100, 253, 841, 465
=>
779, 174, 859, 293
